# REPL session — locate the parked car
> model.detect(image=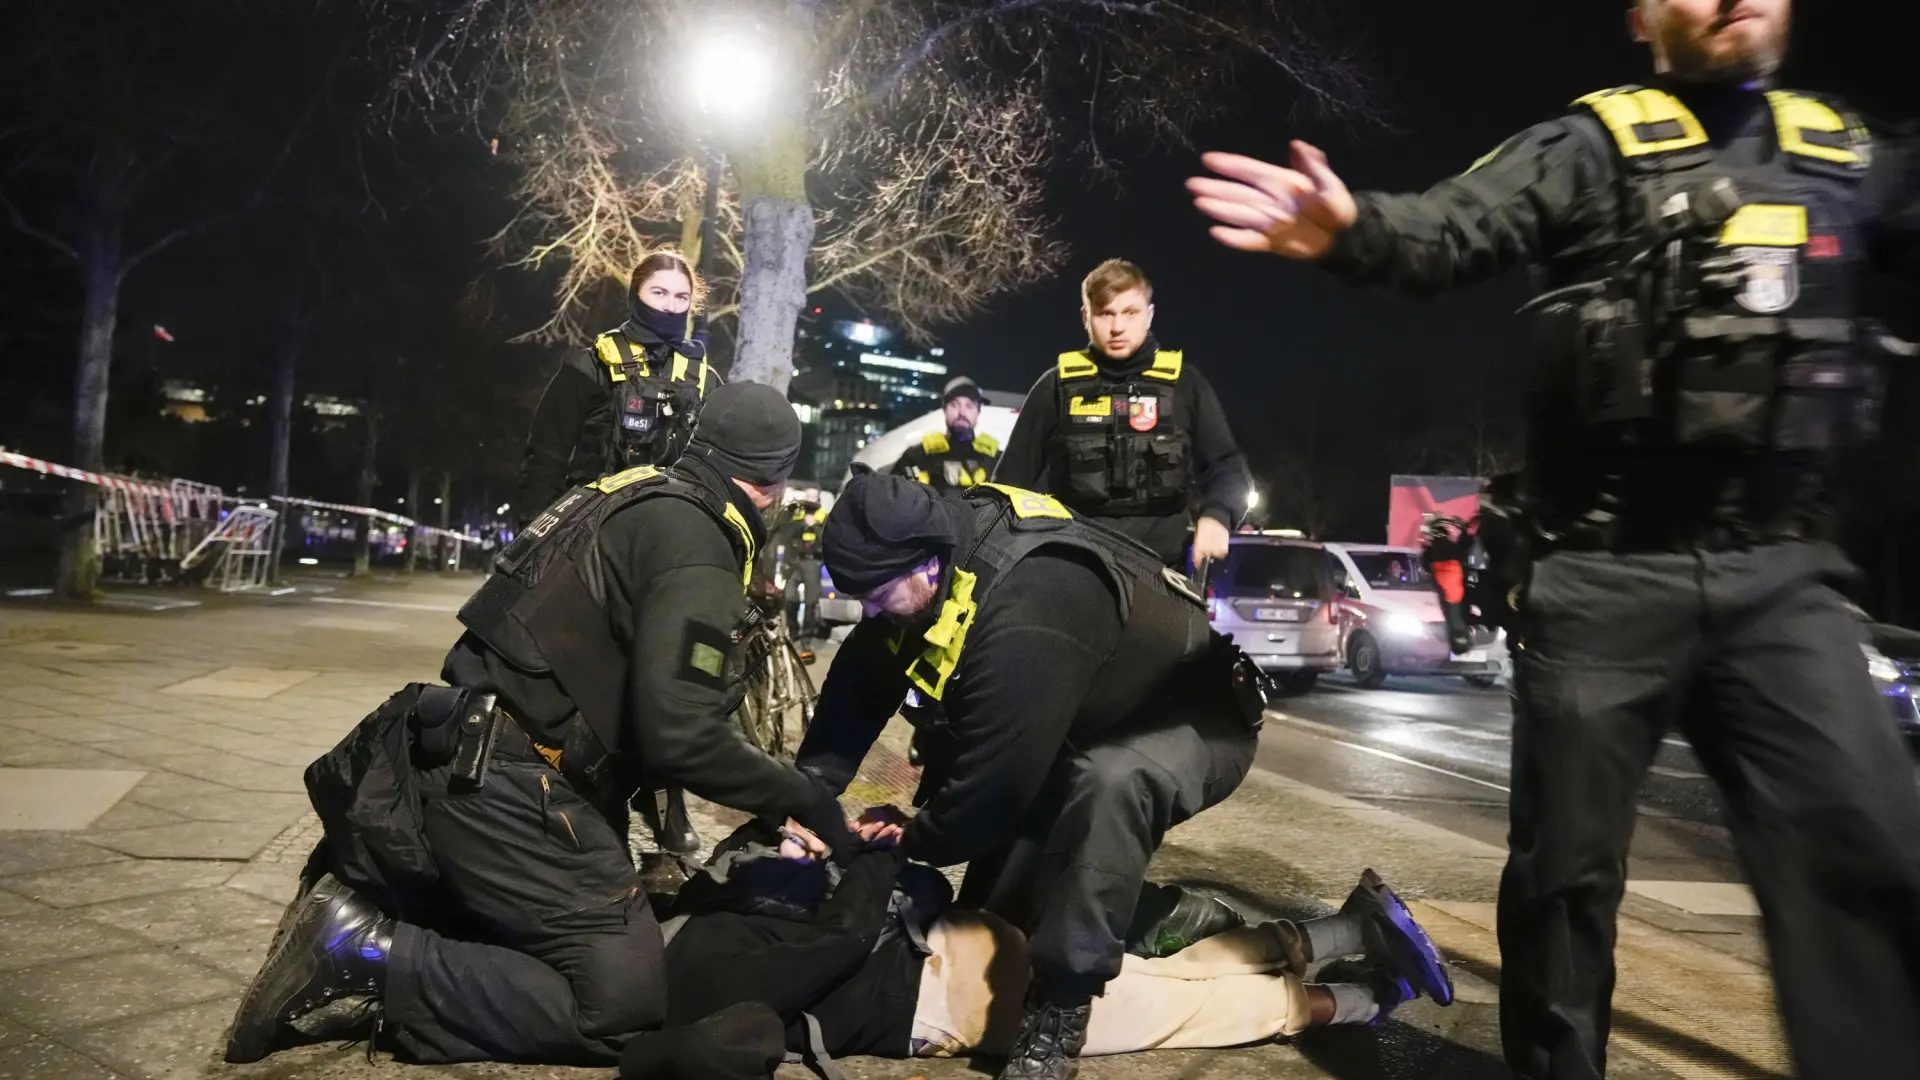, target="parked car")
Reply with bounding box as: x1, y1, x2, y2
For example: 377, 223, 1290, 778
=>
1860, 619, 1920, 754
1319, 543, 1510, 690
1205, 534, 1341, 695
